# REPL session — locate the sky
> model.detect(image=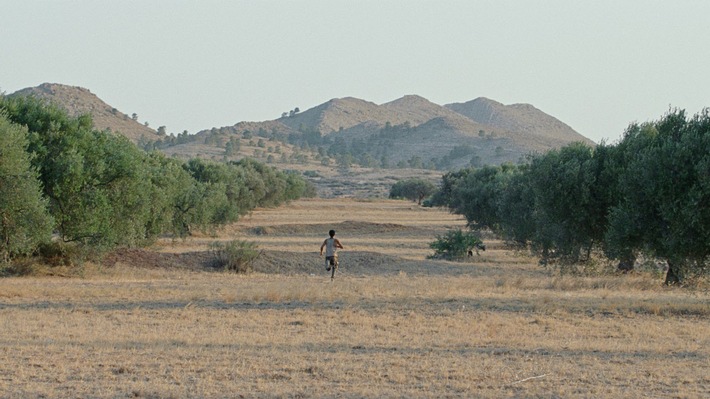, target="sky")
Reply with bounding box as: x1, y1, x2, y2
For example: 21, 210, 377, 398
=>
1, 0, 709, 144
